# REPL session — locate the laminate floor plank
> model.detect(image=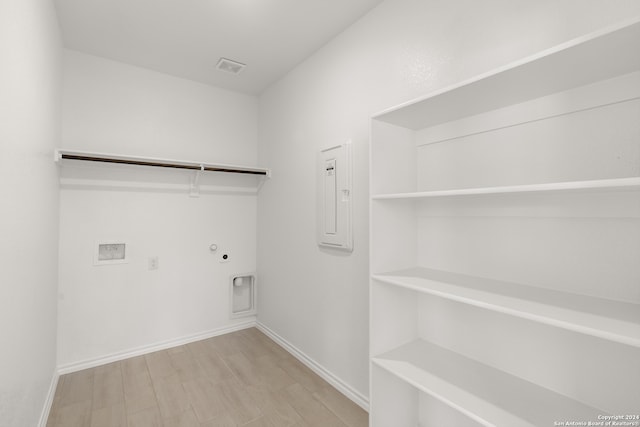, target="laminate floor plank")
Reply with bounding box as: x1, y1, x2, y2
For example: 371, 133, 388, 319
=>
282, 383, 348, 427
222, 351, 261, 387
276, 357, 327, 394
241, 416, 280, 427
90, 403, 127, 427
93, 362, 124, 410
198, 412, 237, 427
245, 385, 302, 426
59, 368, 95, 406
204, 333, 246, 358
127, 405, 164, 427
162, 408, 200, 427
47, 328, 368, 427
247, 387, 302, 427
123, 371, 157, 415
152, 373, 191, 419
50, 400, 92, 427
312, 386, 368, 427
146, 350, 177, 380
122, 356, 149, 378
169, 349, 208, 383
192, 351, 235, 384
211, 378, 262, 425
182, 377, 226, 423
